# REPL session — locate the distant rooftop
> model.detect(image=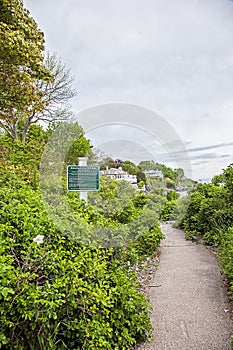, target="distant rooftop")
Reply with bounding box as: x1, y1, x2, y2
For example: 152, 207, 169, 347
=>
100, 167, 137, 184
144, 169, 164, 178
